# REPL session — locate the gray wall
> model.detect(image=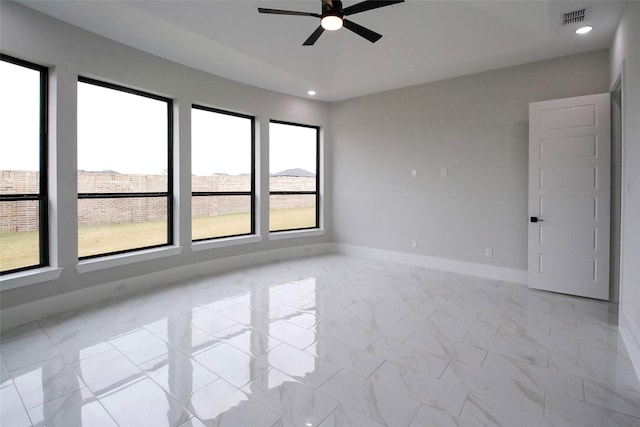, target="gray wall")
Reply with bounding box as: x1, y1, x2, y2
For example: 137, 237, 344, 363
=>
0, 2, 331, 309
330, 50, 610, 271
610, 1, 640, 372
